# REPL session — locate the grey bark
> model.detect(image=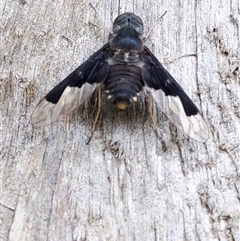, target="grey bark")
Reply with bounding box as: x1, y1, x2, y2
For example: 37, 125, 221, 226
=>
1, 0, 240, 240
